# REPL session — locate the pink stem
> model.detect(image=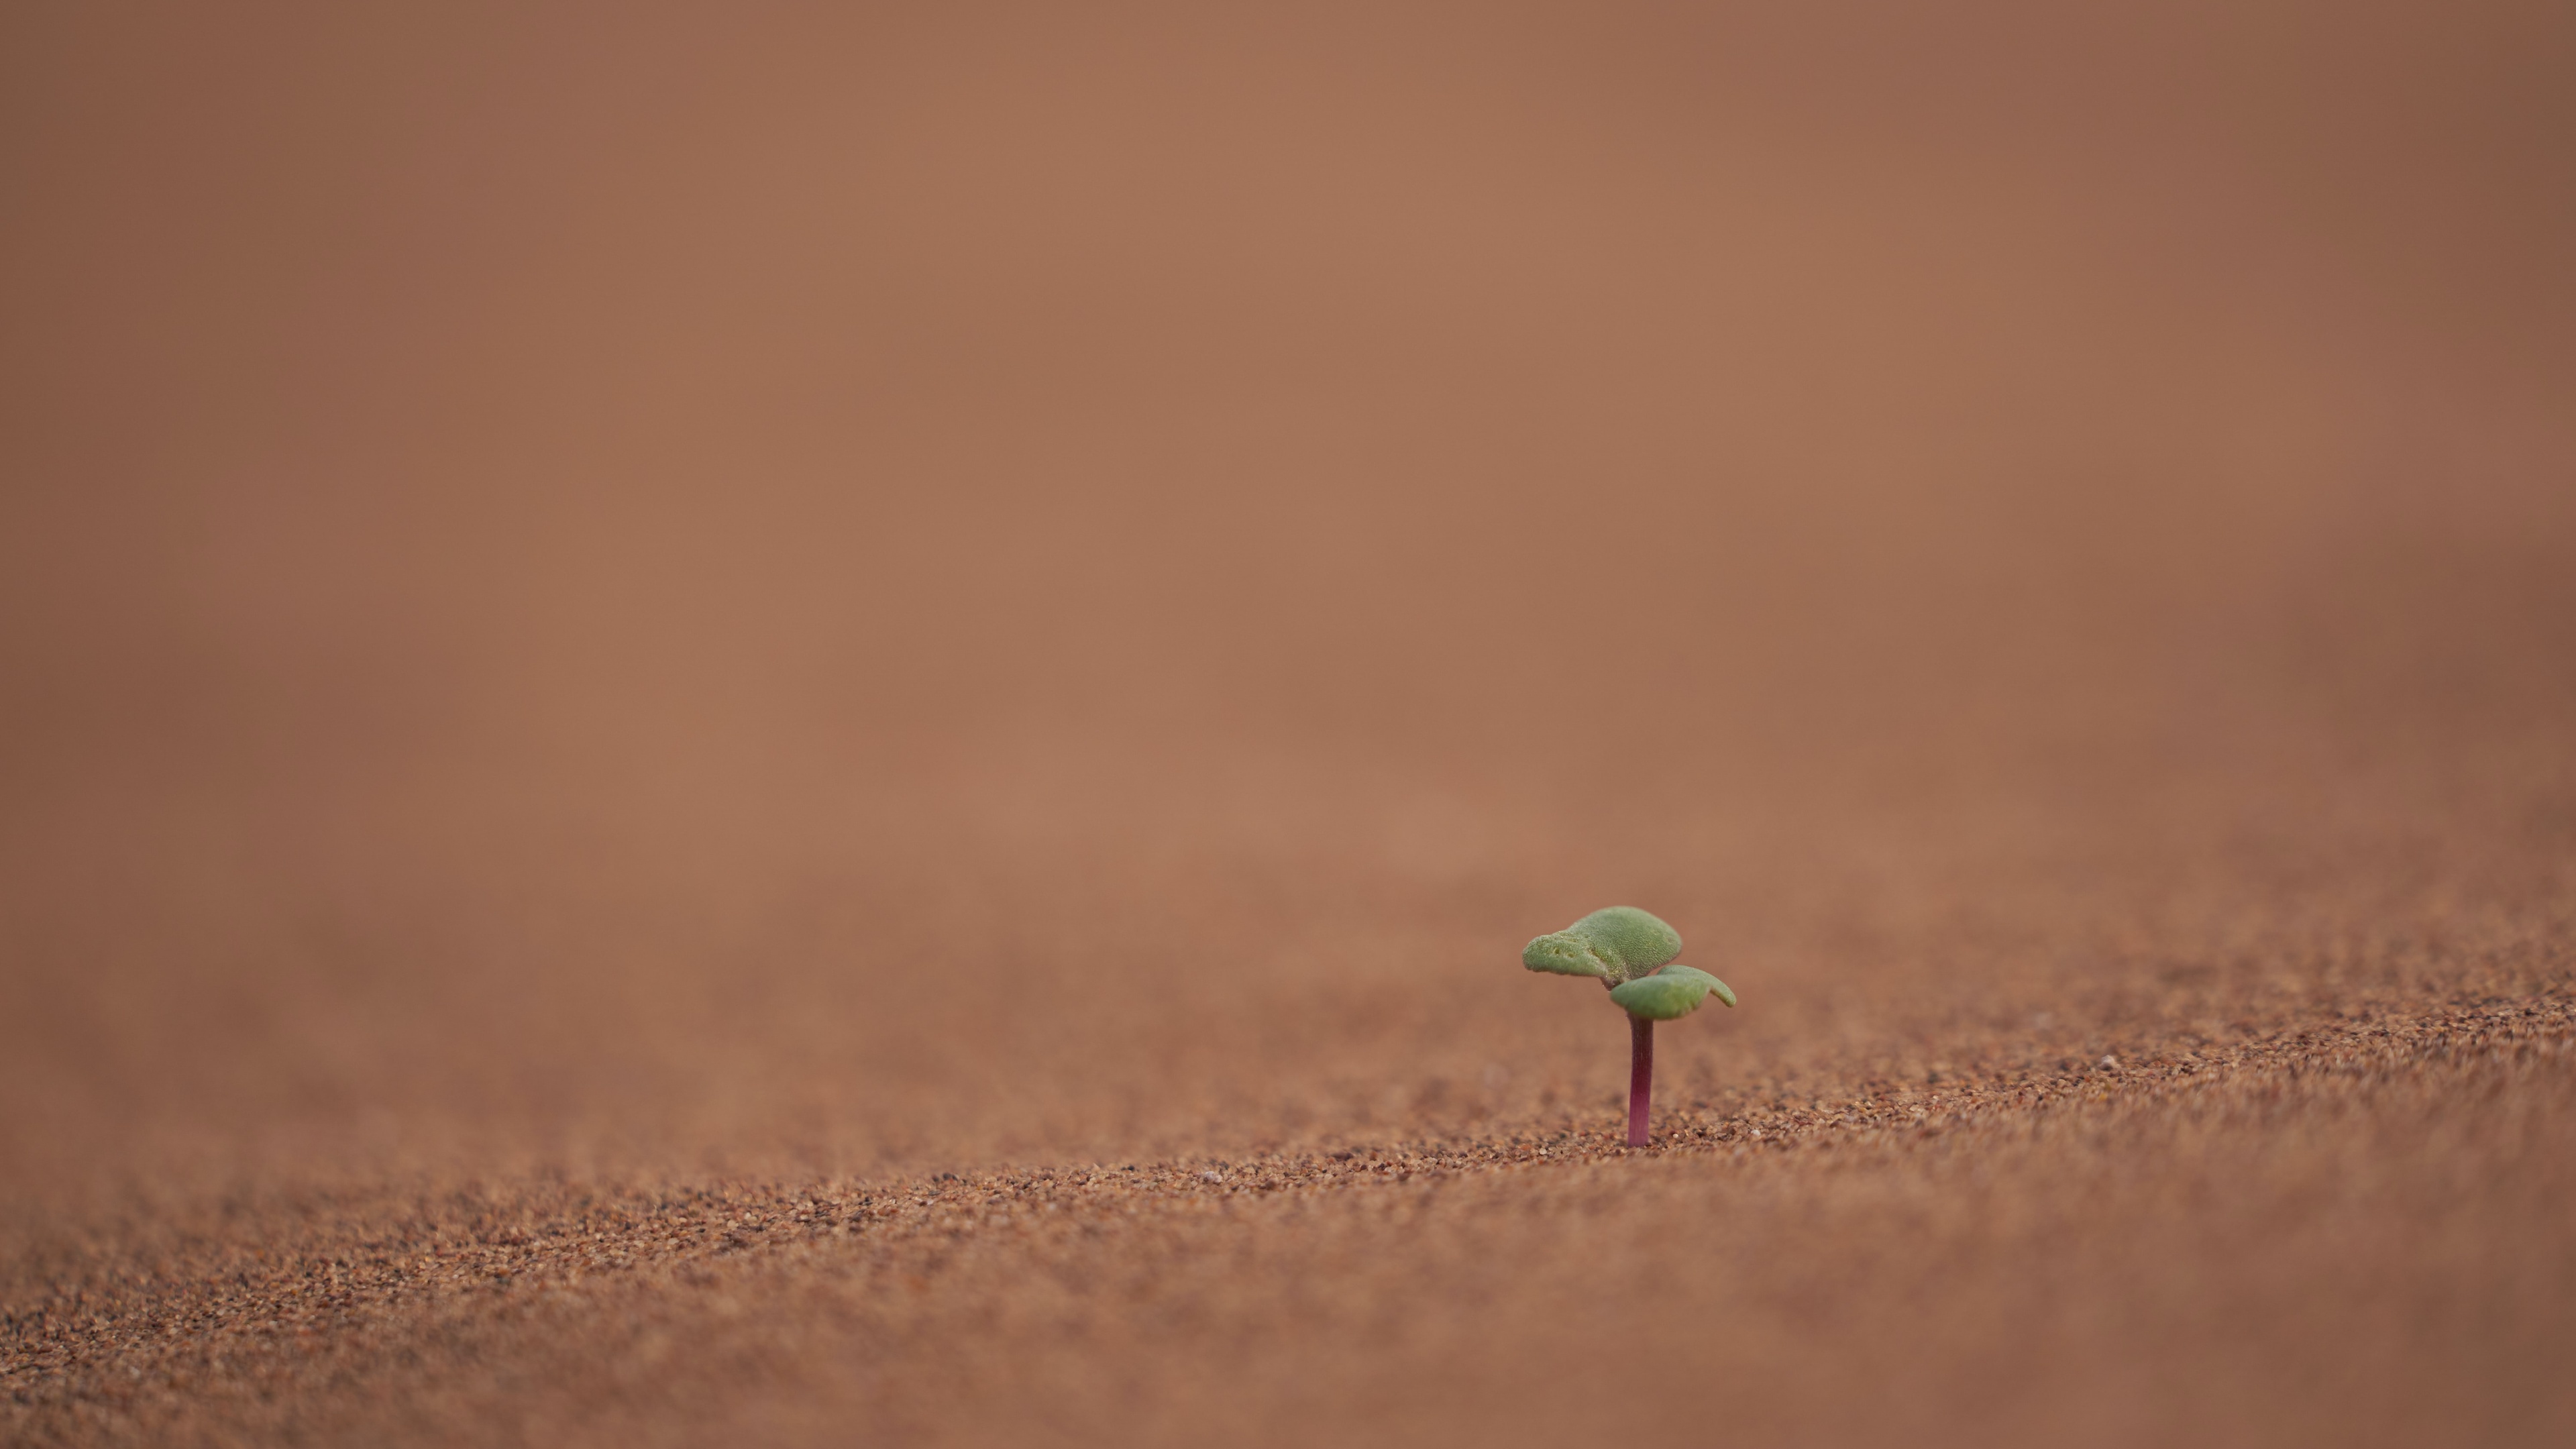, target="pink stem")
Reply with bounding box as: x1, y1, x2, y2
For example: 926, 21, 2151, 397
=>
1627, 1014, 1654, 1147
